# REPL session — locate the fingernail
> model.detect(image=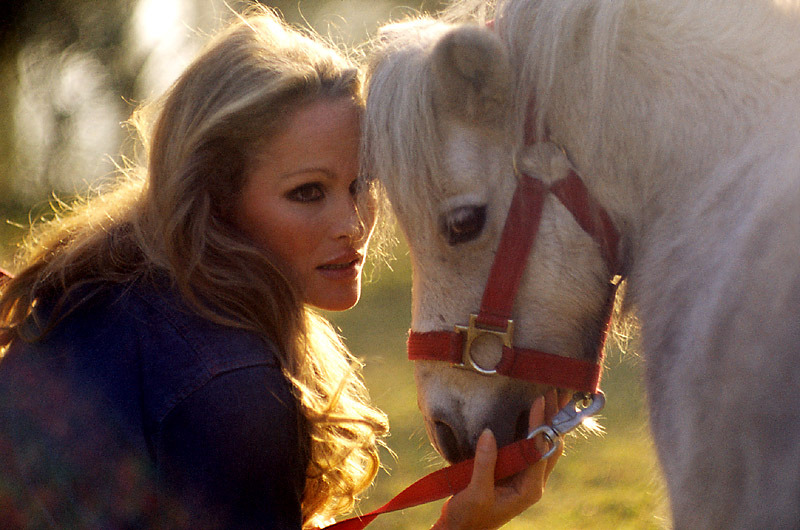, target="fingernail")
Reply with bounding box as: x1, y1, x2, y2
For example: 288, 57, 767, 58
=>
477, 428, 495, 452
533, 396, 545, 414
